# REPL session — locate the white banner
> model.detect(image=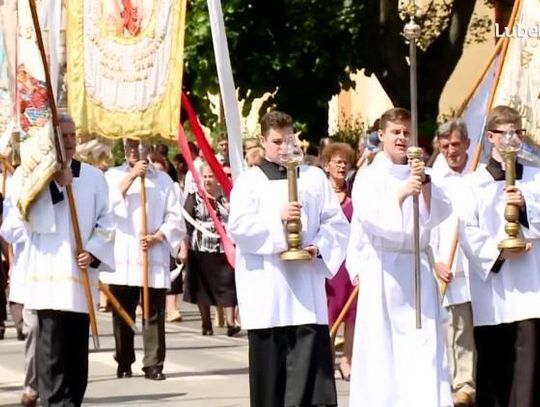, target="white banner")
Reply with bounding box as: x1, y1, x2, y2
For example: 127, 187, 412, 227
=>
493, 0, 540, 155
462, 55, 499, 167
207, 0, 244, 179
